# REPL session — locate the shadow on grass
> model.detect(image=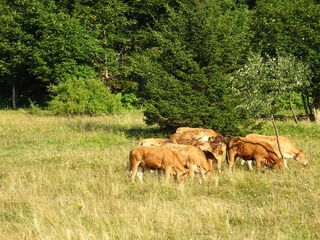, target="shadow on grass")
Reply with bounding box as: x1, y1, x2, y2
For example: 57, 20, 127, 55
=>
68, 121, 171, 140
125, 126, 171, 140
